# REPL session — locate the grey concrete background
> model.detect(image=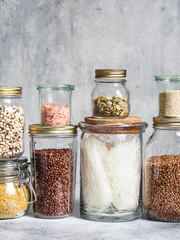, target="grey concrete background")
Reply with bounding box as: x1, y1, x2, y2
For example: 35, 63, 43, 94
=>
0, 0, 180, 153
